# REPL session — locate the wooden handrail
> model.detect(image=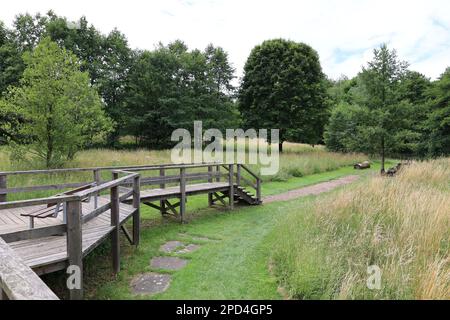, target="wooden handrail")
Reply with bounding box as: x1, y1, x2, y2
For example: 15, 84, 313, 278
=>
0, 237, 59, 300
0, 194, 79, 210
0, 161, 223, 176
